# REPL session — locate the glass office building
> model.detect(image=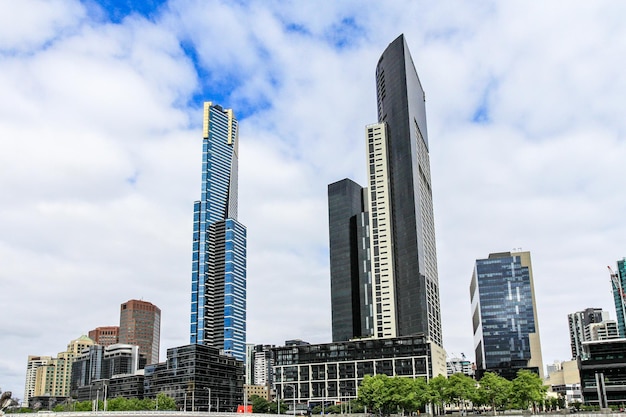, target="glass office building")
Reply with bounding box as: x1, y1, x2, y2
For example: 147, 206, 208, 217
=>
271, 335, 445, 406
327, 179, 371, 342
144, 344, 244, 412
578, 339, 626, 407
190, 102, 247, 362
470, 251, 544, 379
